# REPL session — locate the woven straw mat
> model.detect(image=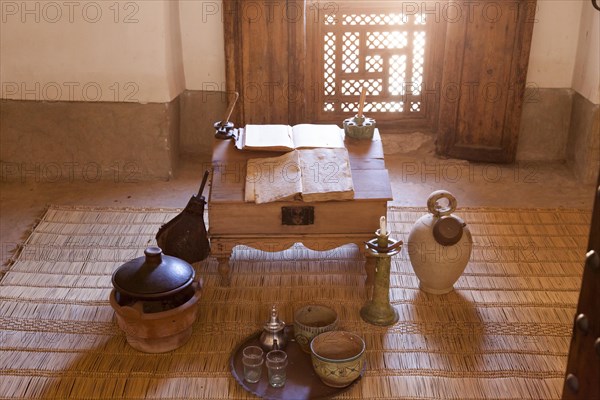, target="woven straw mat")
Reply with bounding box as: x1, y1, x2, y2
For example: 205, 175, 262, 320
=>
0, 205, 591, 399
